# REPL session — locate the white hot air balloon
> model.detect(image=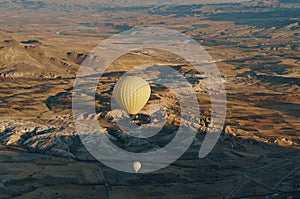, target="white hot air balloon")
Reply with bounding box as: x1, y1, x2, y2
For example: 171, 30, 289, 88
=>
113, 76, 151, 117
133, 161, 142, 173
